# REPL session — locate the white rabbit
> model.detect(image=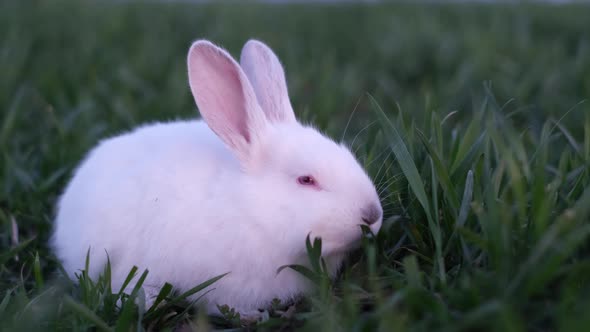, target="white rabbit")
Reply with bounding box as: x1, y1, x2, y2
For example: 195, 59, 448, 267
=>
51, 39, 383, 317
